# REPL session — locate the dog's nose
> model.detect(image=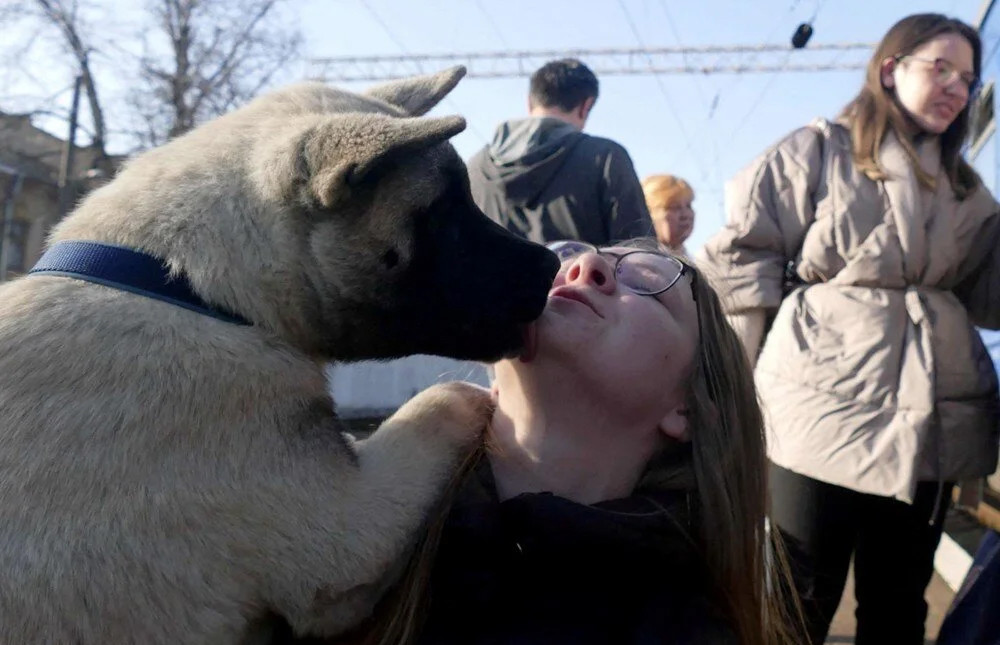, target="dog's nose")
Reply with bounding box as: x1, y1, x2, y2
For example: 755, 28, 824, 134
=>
509, 245, 559, 322
532, 246, 560, 293
540, 247, 560, 282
